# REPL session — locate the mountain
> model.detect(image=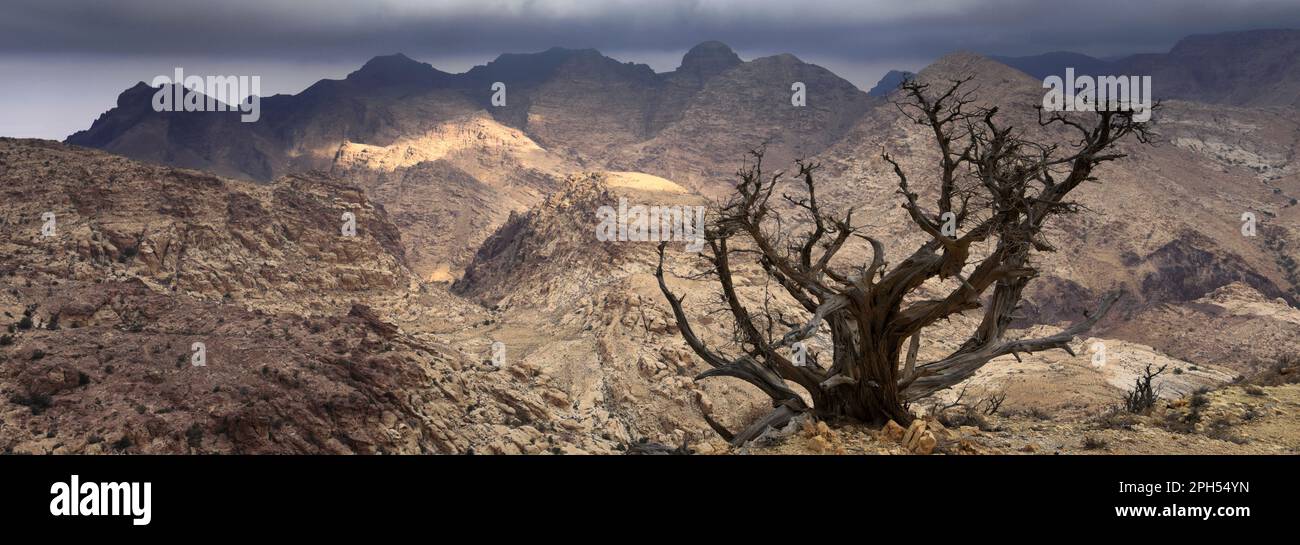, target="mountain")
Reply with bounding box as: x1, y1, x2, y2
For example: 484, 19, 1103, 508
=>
811, 52, 1300, 323
612, 52, 874, 196
1120, 29, 1300, 107
991, 51, 1115, 80
67, 41, 867, 183
27, 30, 1300, 454
328, 111, 572, 280
867, 70, 915, 96
65, 41, 876, 280
993, 29, 1300, 107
